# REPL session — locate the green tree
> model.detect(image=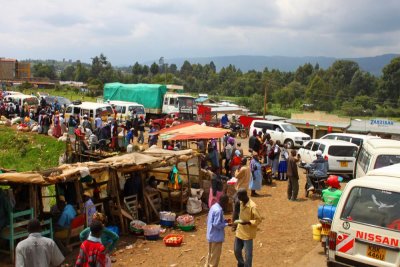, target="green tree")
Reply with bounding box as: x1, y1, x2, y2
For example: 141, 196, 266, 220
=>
378, 57, 400, 107
150, 62, 159, 75
306, 75, 333, 111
